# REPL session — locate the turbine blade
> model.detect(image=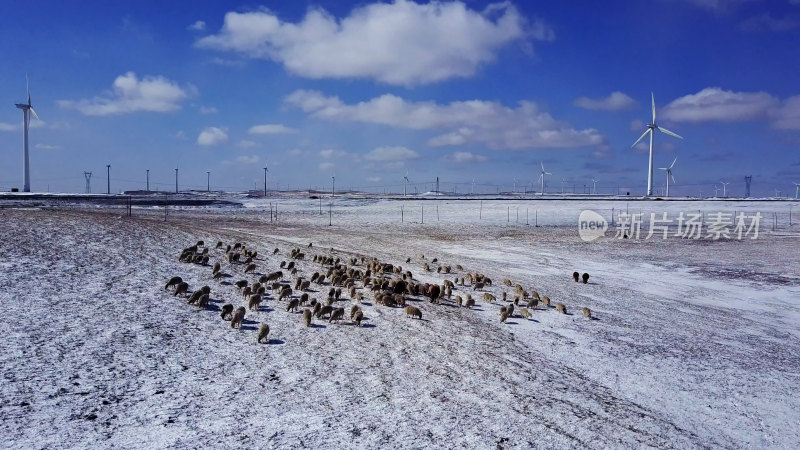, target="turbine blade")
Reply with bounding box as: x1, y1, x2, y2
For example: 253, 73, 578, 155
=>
657, 127, 683, 139
669, 156, 678, 169
671, 174, 676, 184
30, 107, 40, 121
651, 92, 656, 123
658, 167, 667, 171
540, 162, 545, 172
545, 172, 552, 175
27, 73, 31, 105
631, 128, 651, 147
